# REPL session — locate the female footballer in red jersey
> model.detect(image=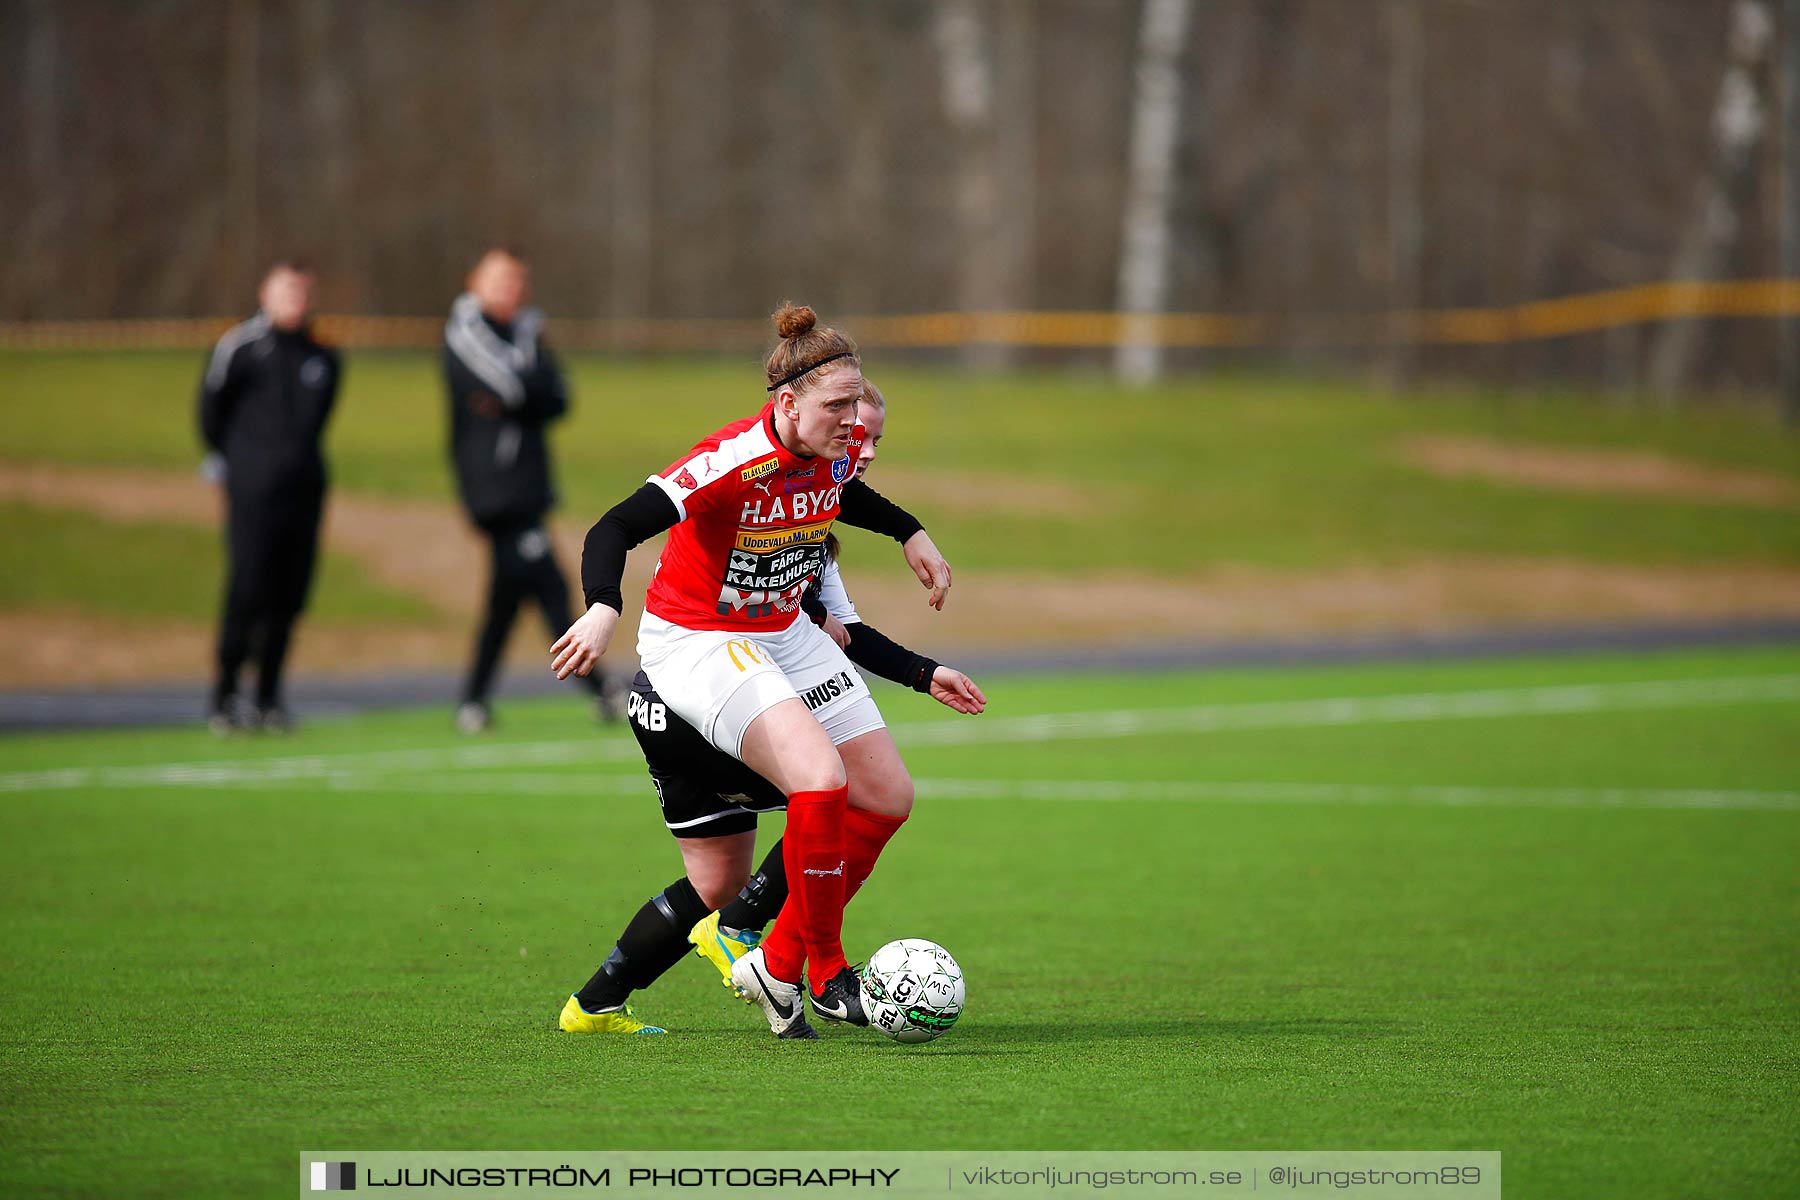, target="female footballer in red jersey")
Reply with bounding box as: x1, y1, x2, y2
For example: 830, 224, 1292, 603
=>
684, 380, 985, 997
552, 305, 951, 1037
555, 383, 985, 1037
